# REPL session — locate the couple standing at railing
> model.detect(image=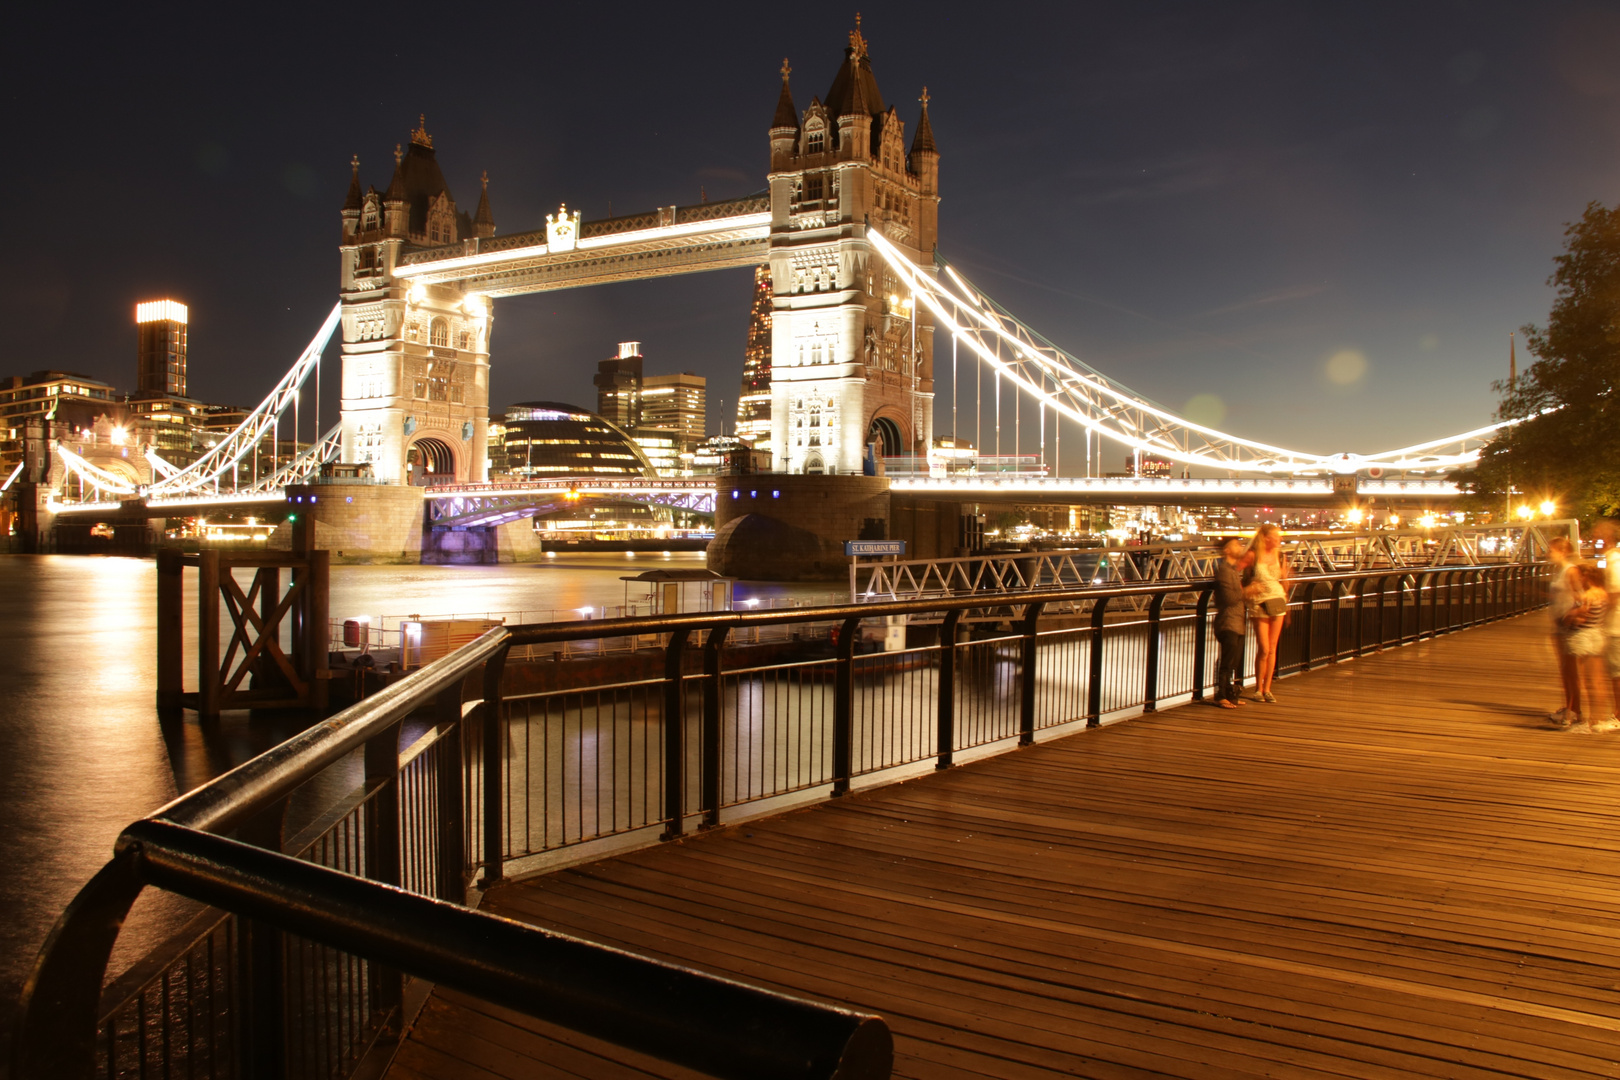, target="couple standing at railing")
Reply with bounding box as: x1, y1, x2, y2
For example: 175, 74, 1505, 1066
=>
1210, 523, 1290, 709
1547, 528, 1620, 732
